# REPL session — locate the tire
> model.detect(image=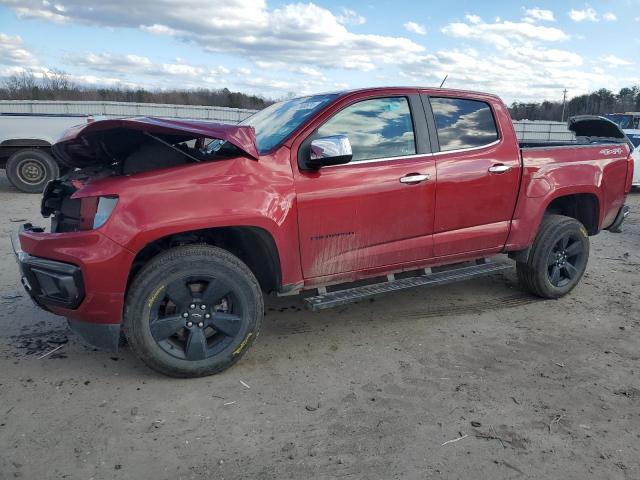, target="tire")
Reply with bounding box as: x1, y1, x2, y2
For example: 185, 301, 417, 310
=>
6, 149, 59, 193
123, 245, 263, 378
516, 215, 590, 299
